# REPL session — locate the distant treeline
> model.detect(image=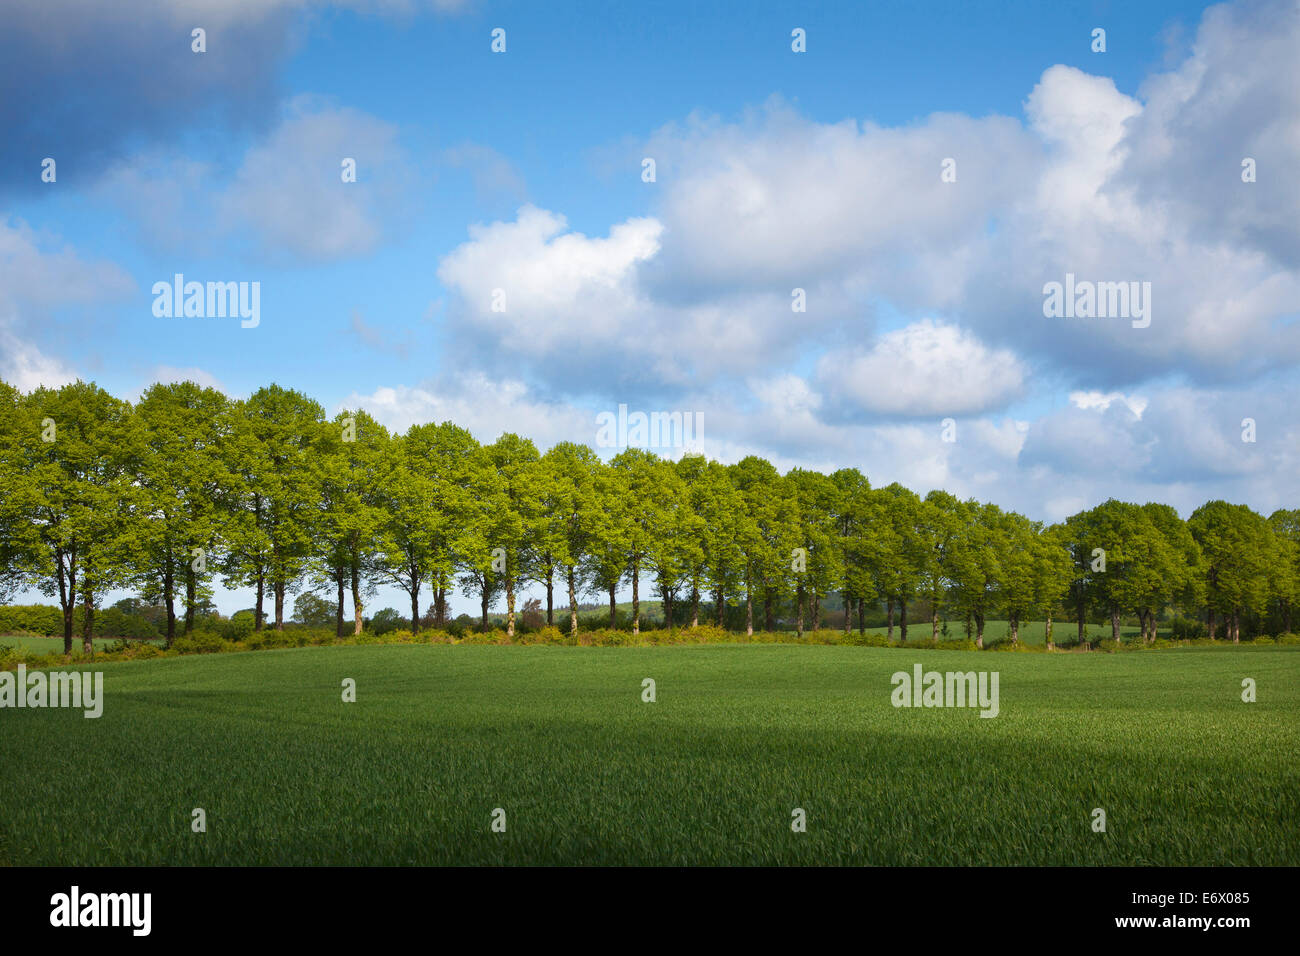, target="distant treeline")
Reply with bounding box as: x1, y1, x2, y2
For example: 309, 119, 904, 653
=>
2, 379, 1296, 655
